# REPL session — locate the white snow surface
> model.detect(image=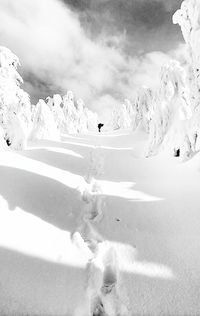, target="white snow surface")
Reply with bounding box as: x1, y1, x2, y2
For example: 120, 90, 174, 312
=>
0, 129, 200, 315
